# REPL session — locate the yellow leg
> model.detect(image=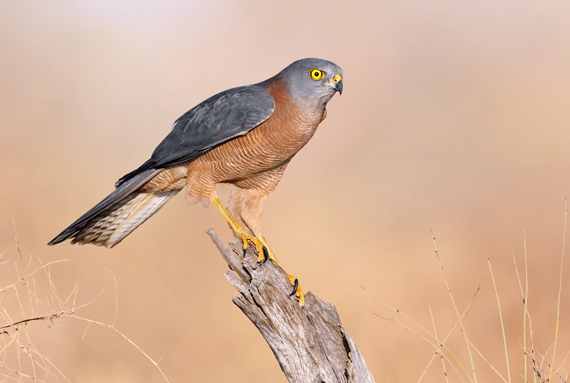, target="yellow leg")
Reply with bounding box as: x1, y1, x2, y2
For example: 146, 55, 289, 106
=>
212, 198, 263, 256
212, 198, 305, 307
